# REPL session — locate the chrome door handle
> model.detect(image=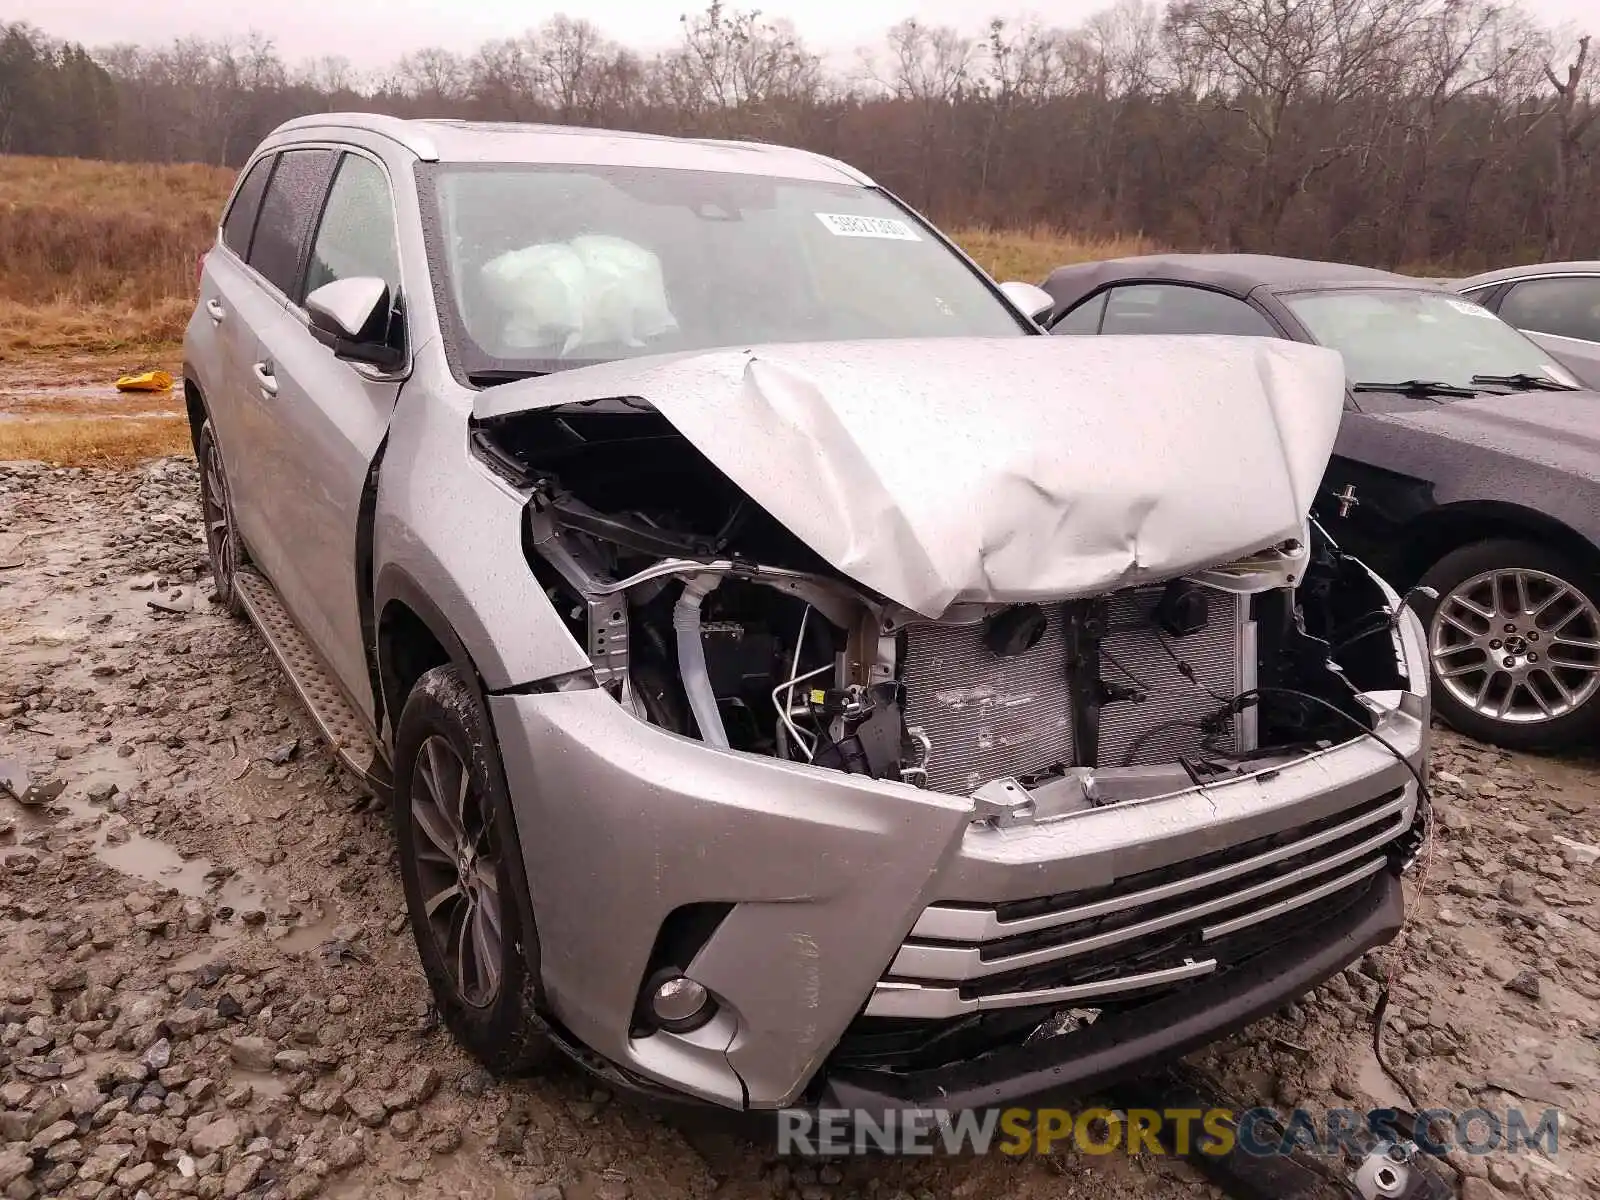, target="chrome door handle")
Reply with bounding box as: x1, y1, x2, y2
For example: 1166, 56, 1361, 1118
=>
252, 361, 278, 397
206, 299, 225, 322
